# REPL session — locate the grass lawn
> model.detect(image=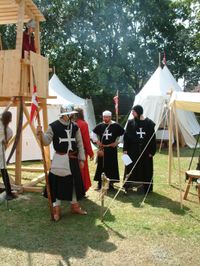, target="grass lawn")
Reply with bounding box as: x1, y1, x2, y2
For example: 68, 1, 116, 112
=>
0, 147, 200, 266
